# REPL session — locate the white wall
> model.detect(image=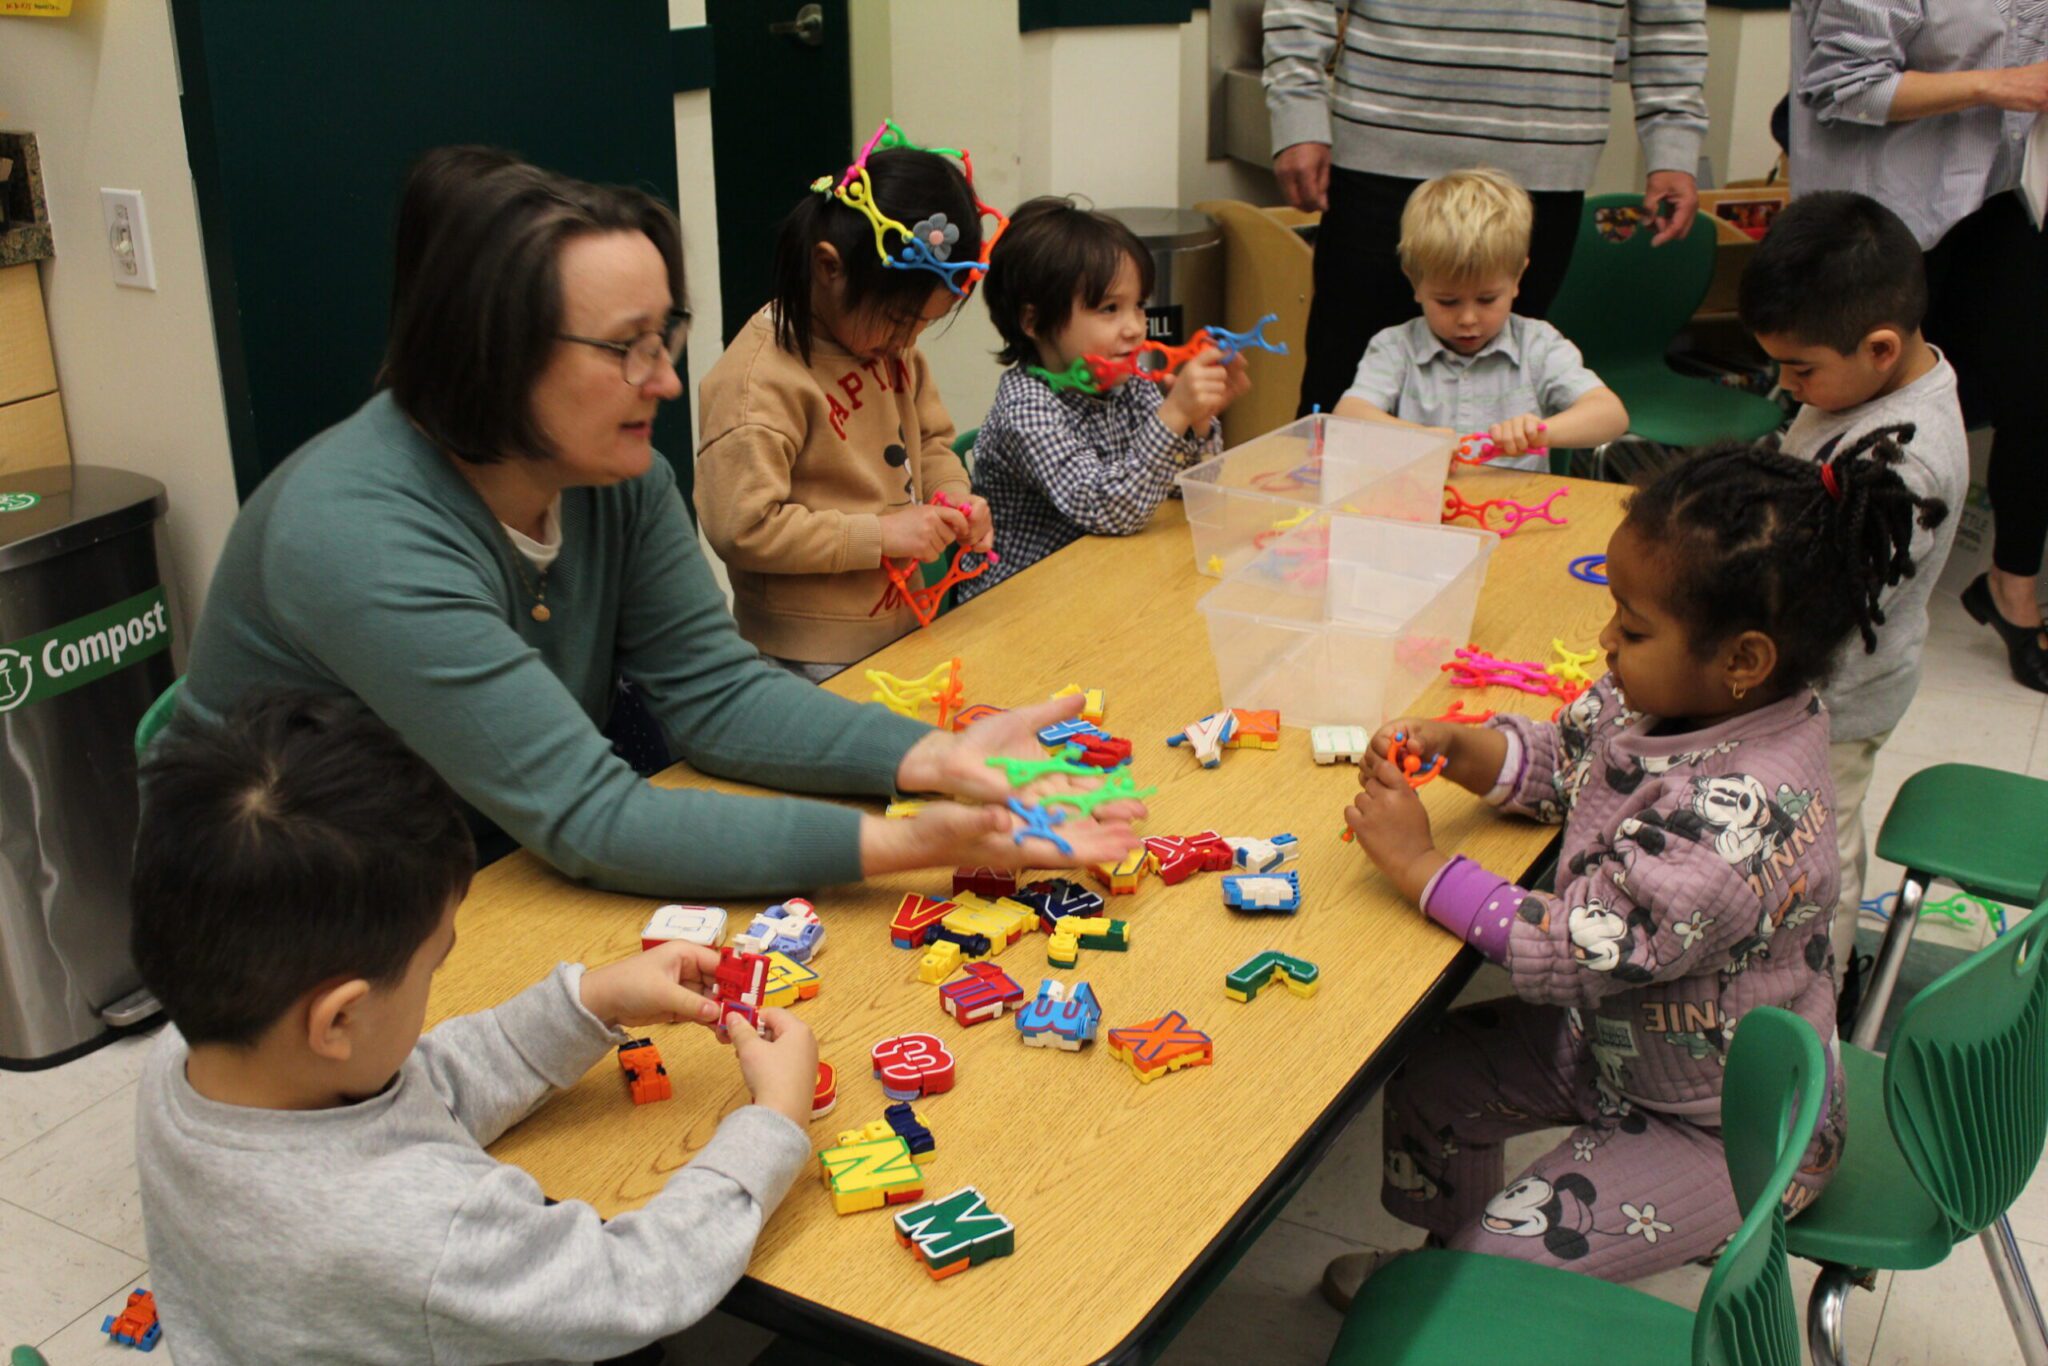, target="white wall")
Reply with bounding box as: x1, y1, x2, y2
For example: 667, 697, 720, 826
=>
1705, 6, 1790, 186
0, 1, 241, 620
